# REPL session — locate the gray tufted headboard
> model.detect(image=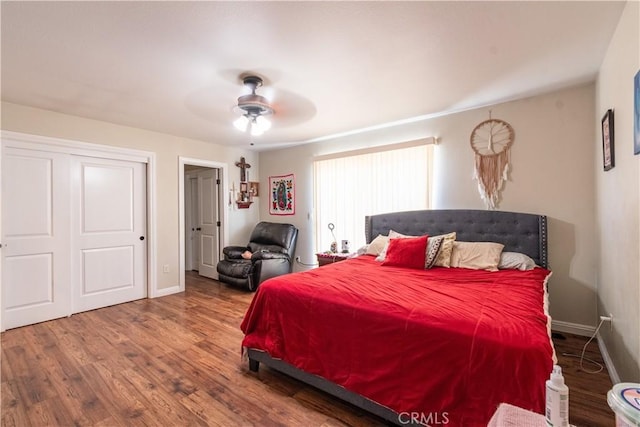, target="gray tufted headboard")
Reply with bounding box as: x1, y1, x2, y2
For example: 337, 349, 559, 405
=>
365, 209, 548, 268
